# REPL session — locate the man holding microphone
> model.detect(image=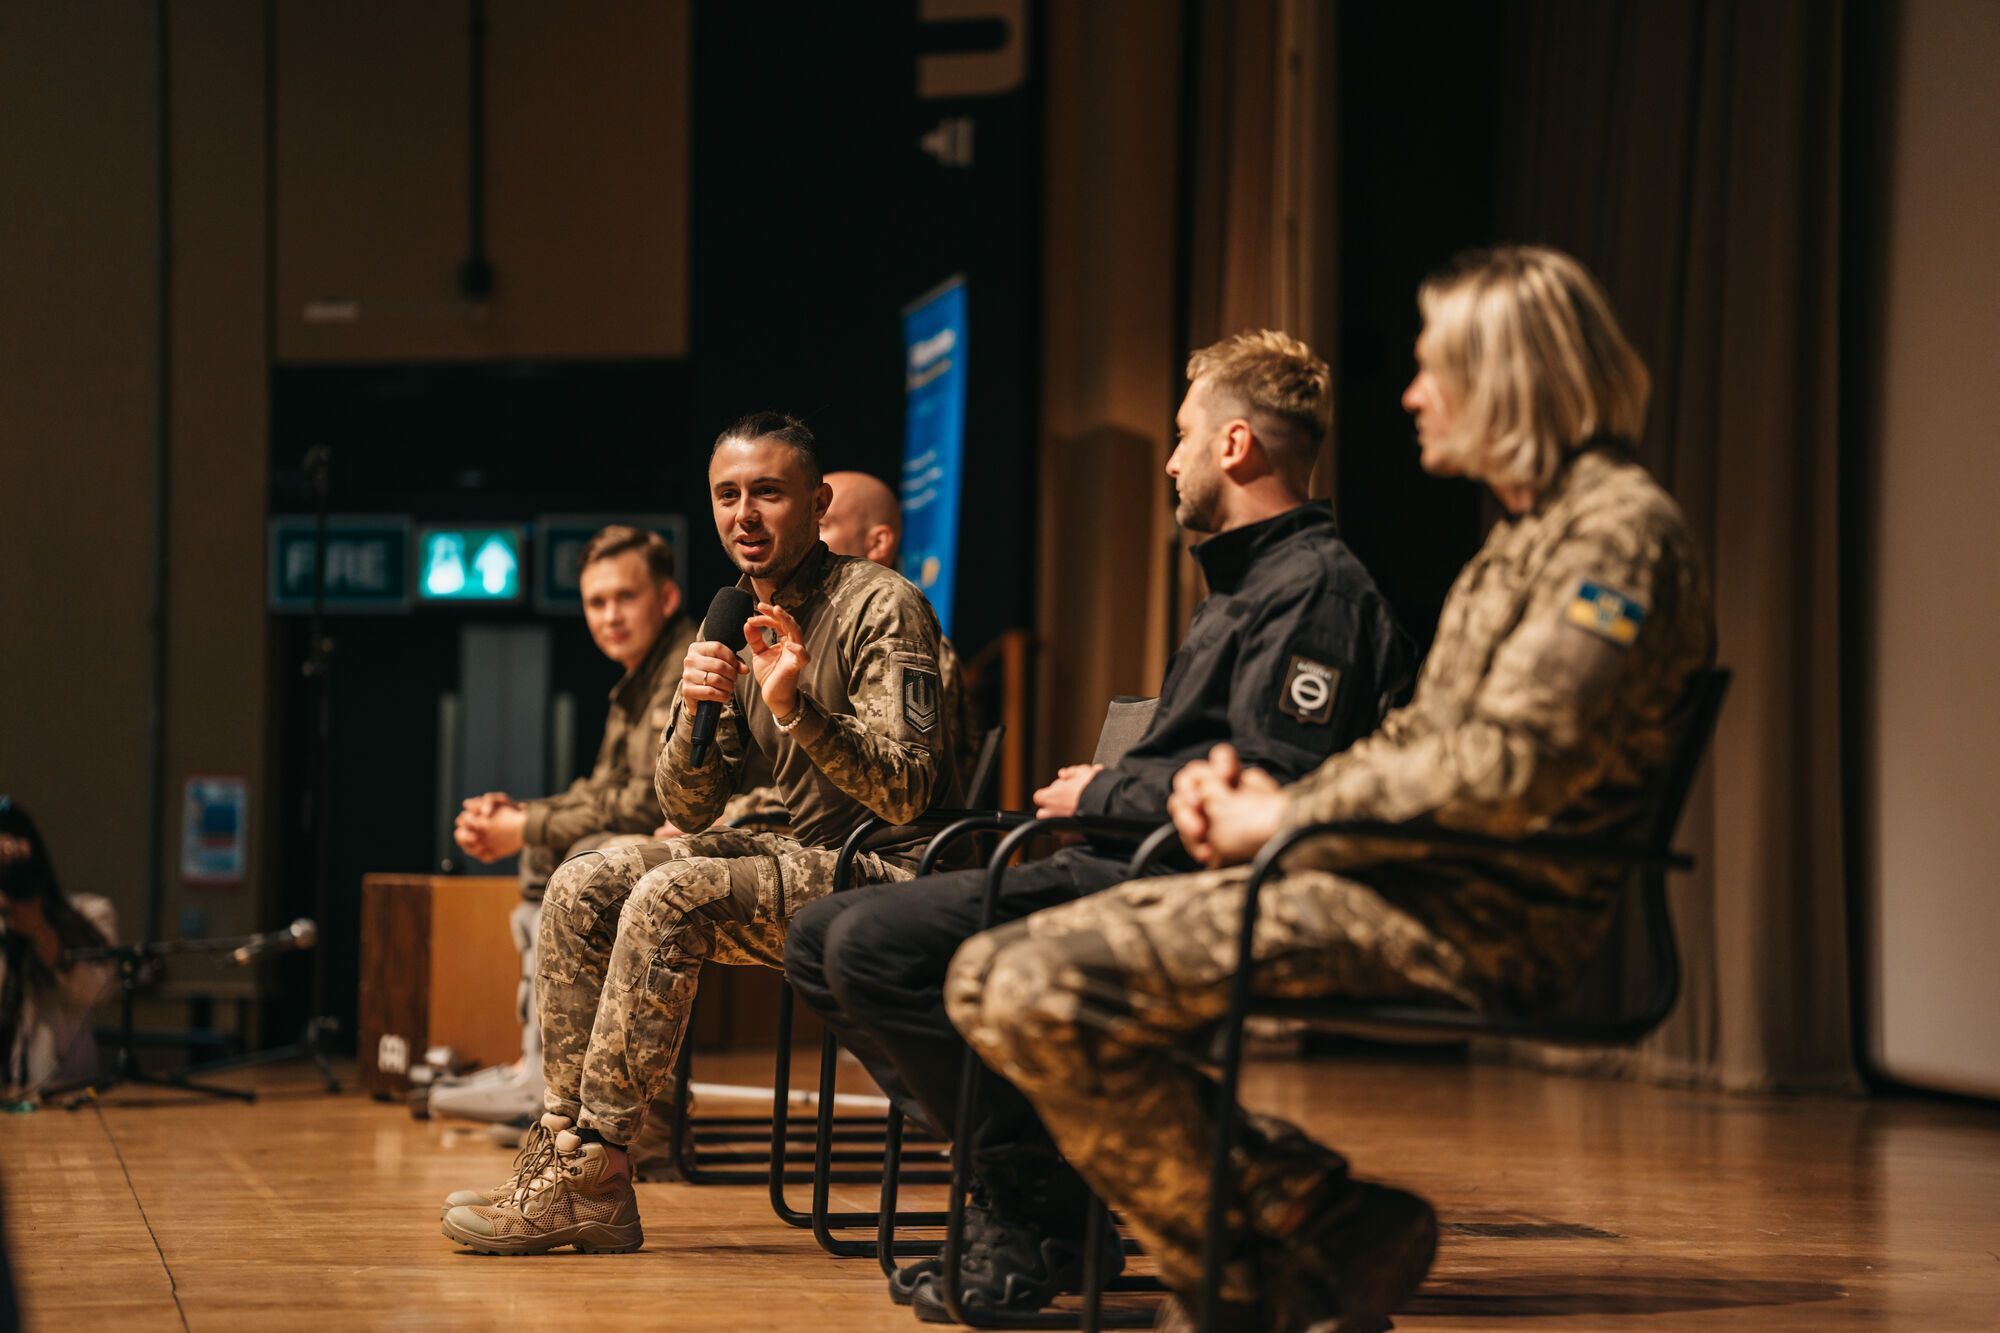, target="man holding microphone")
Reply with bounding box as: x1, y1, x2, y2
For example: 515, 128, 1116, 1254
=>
439, 411, 959, 1256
